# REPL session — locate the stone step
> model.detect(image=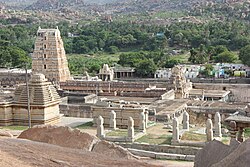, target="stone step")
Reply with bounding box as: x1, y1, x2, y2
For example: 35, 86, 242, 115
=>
127, 148, 195, 161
